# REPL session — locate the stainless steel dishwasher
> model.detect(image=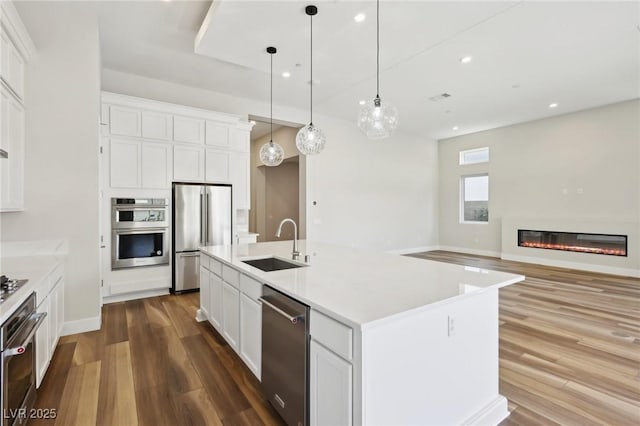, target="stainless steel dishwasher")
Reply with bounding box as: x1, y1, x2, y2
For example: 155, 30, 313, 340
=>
260, 285, 310, 426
